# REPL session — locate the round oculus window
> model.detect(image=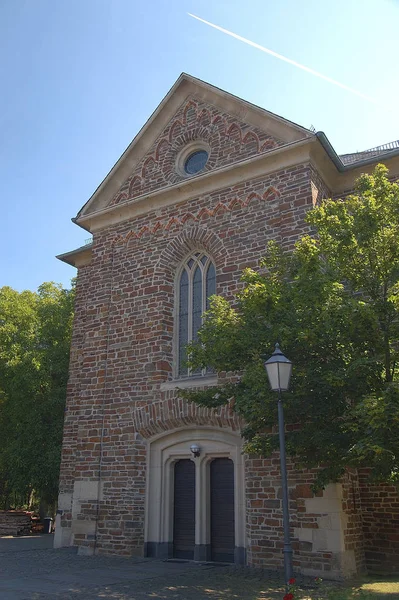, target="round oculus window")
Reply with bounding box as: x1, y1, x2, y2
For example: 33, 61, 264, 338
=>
184, 150, 208, 175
